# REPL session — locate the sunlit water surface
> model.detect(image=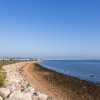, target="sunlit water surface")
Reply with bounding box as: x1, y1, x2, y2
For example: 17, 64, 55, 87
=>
40, 60, 100, 83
